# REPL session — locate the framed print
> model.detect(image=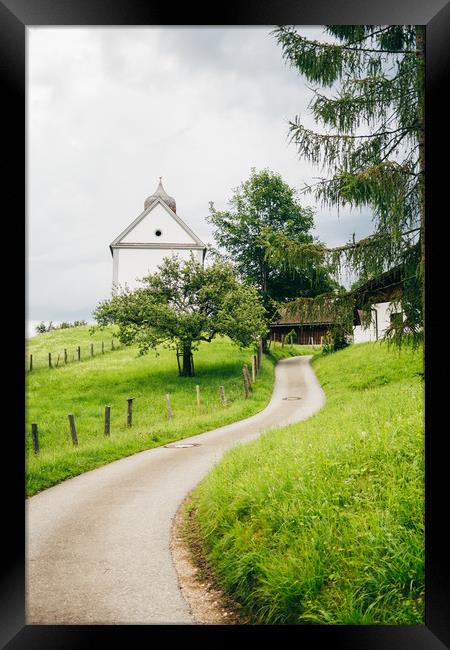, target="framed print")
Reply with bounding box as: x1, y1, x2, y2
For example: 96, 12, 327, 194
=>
2, 0, 448, 647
